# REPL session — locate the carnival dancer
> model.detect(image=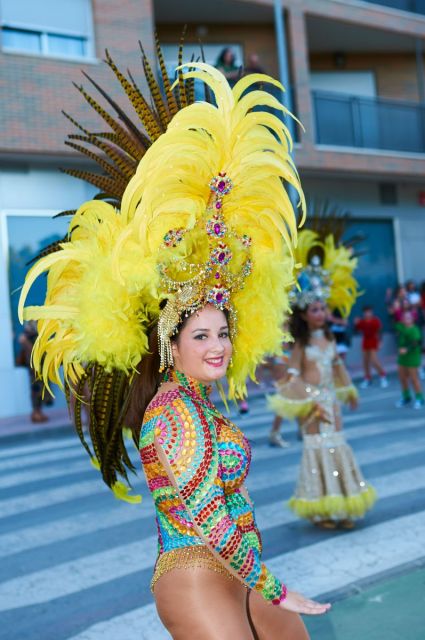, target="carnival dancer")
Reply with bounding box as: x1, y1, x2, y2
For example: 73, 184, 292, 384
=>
268, 231, 376, 529
19, 45, 330, 639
